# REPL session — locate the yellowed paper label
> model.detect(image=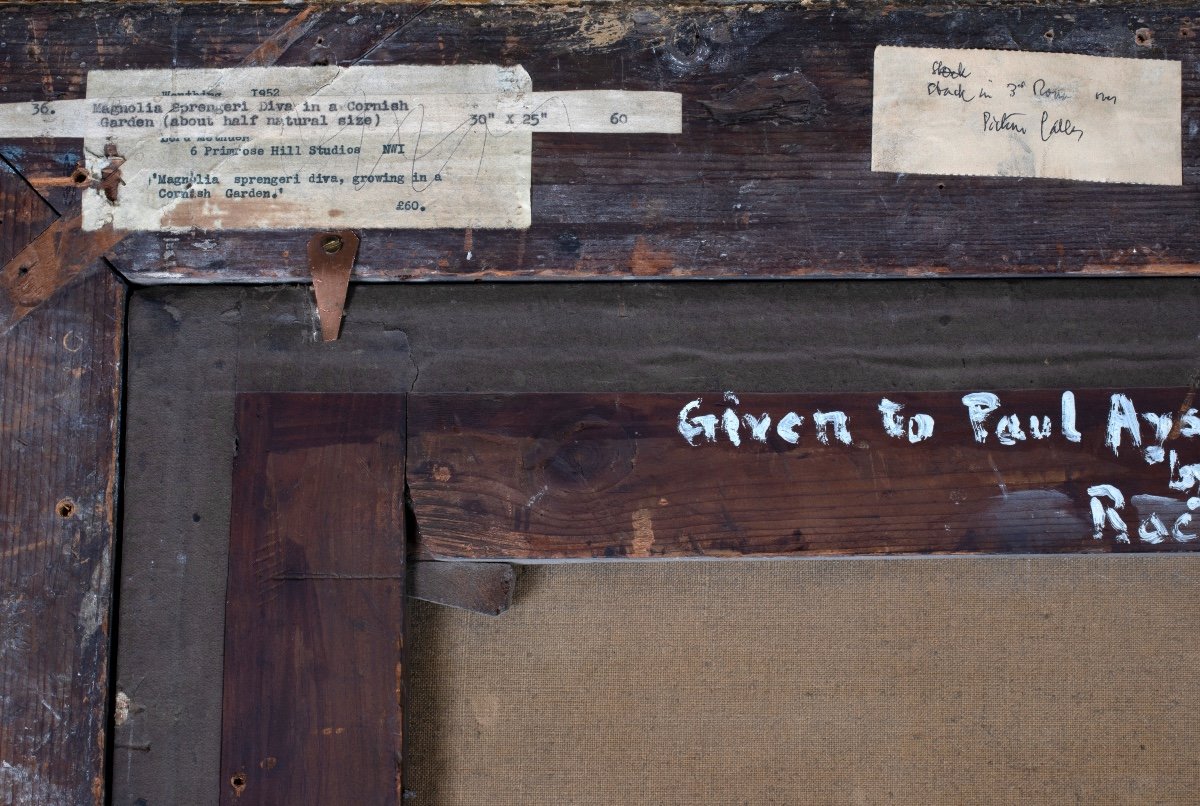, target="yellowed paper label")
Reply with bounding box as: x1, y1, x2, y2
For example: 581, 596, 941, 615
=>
871, 46, 1181, 185
4, 65, 680, 231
